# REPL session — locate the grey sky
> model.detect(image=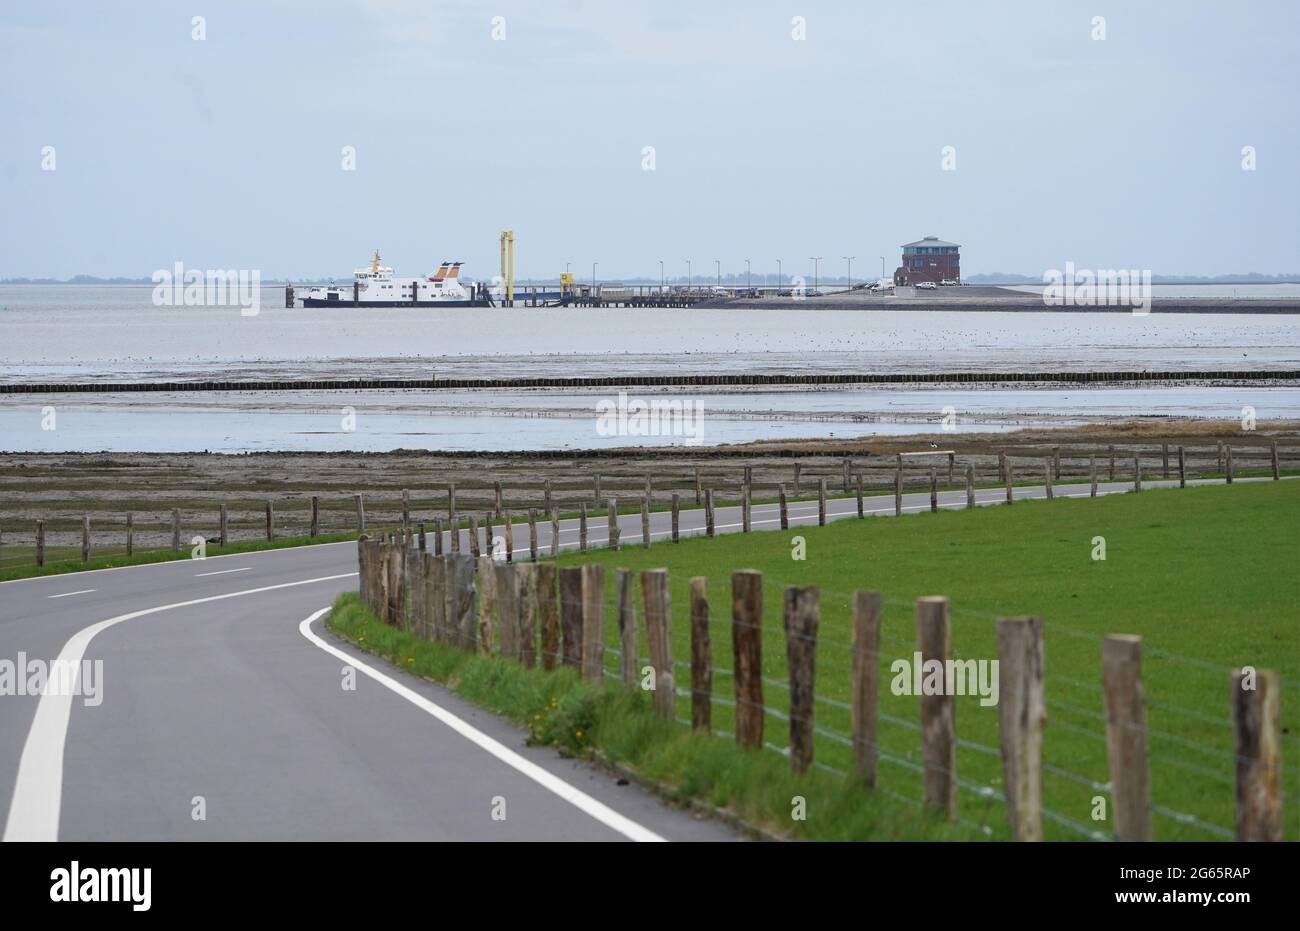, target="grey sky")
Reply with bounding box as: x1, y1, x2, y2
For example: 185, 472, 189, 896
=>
2, 0, 1296, 281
